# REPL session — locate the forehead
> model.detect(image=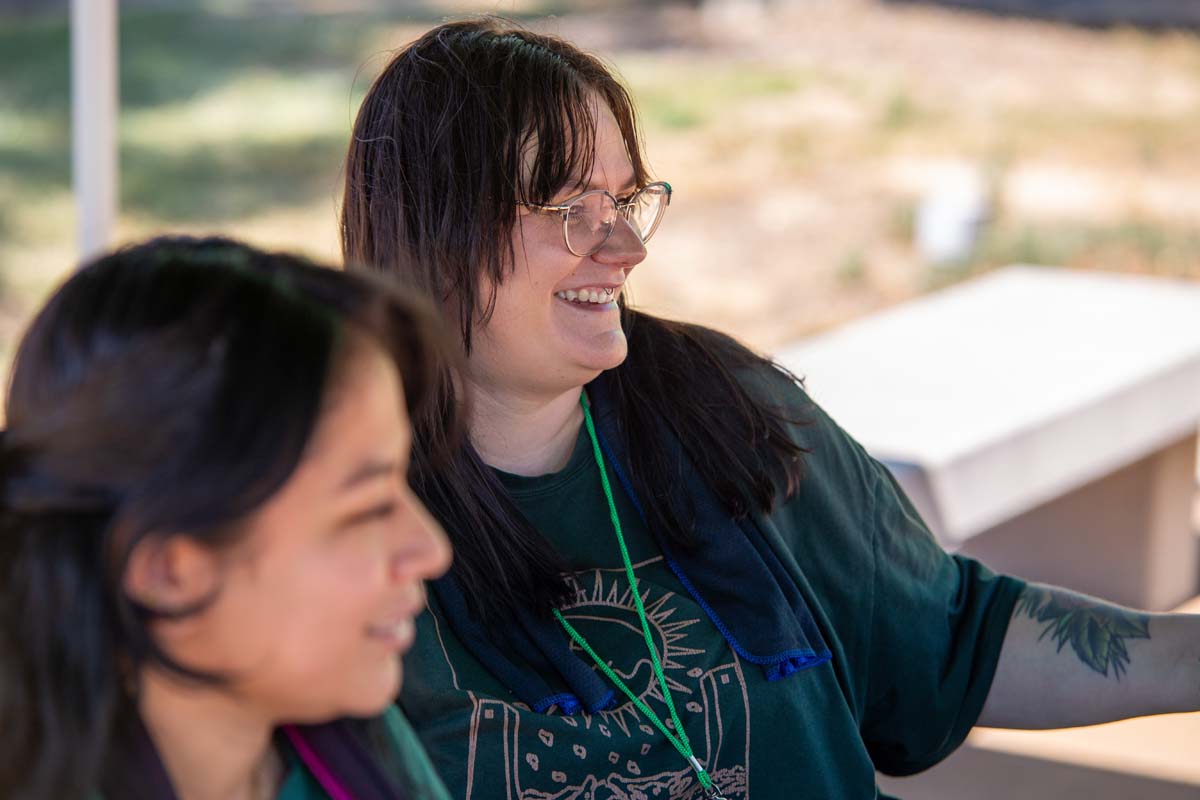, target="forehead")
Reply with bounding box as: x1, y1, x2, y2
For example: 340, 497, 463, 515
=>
586, 103, 636, 188
568, 100, 643, 193
321, 343, 408, 449
221, 342, 409, 557
283, 343, 410, 495
523, 97, 637, 196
